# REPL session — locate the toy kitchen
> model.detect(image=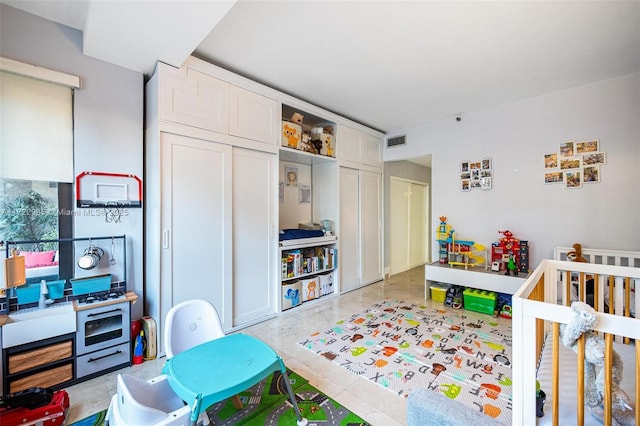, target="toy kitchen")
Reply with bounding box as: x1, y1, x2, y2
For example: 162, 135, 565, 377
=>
0, 235, 137, 394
